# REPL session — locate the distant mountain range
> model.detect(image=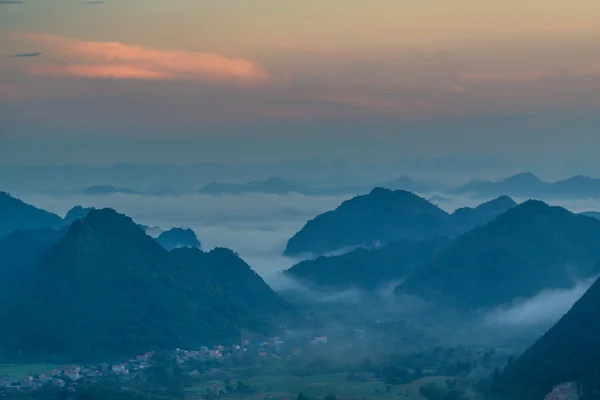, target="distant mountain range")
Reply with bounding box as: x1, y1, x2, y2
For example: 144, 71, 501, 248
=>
454, 172, 600, 198
283, 188, 516, 256
395, 200, 600, 311
198, 177, 311, 195
0, 207, 292, 362
198, 176, 438, 196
